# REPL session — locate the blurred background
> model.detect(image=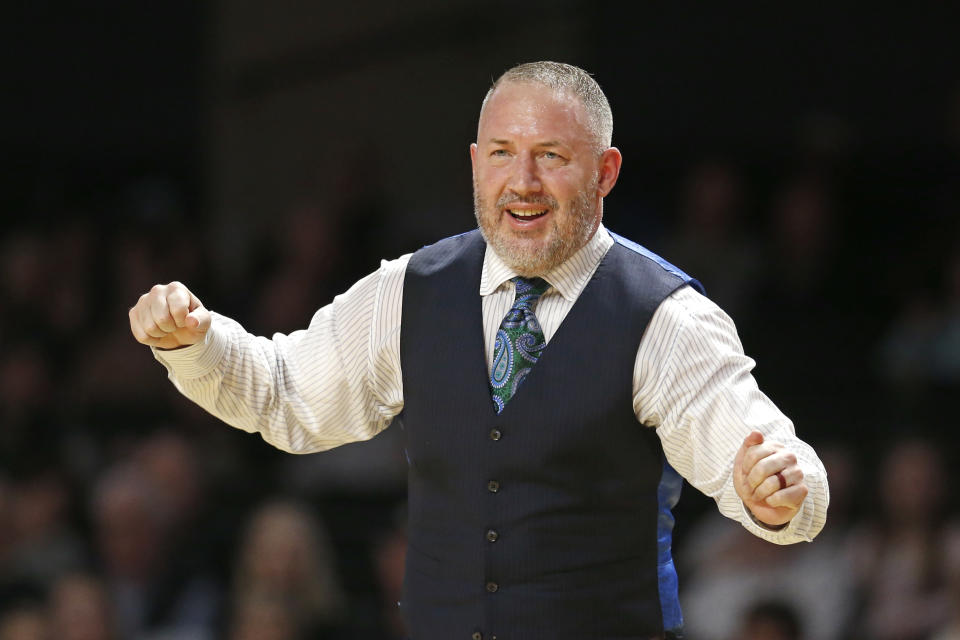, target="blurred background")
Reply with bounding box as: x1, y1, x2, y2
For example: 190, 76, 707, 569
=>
3, 2, 960, 639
